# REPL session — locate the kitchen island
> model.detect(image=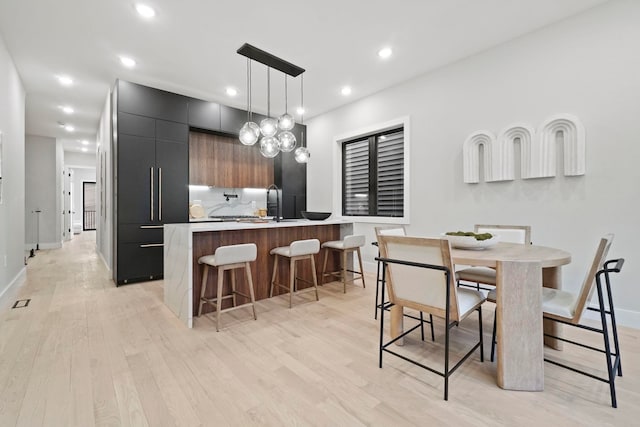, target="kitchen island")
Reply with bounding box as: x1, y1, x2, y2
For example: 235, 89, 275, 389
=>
163, 219, 353, 327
